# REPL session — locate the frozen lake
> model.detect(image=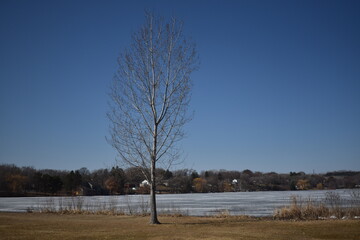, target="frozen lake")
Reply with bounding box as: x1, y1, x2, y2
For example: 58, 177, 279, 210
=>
0, 189, 357, 216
